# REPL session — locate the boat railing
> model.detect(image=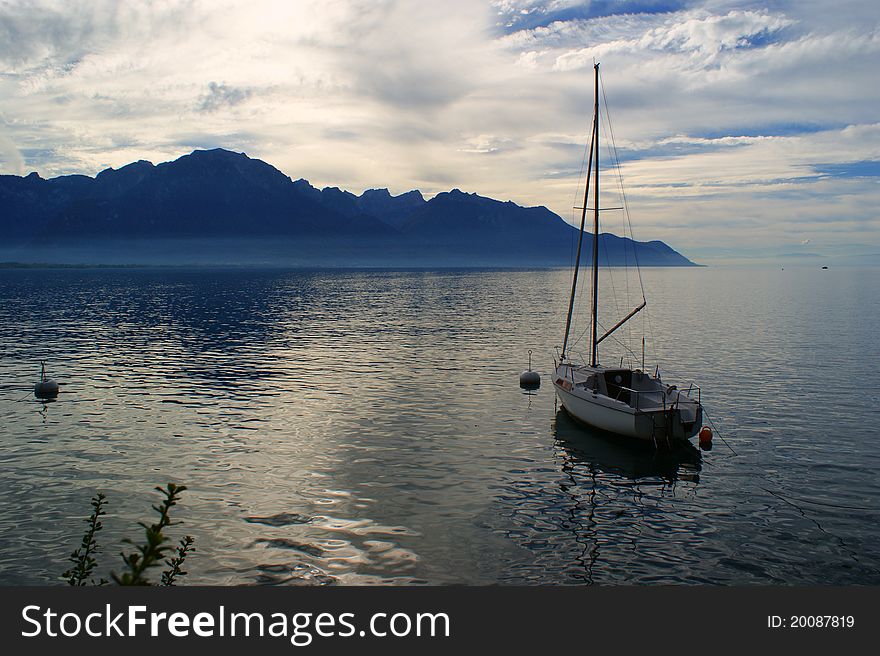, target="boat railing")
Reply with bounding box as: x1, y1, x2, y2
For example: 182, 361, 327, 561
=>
615, 382, 701, 410
612, 385, 651, 410
682, 382, 701, 404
